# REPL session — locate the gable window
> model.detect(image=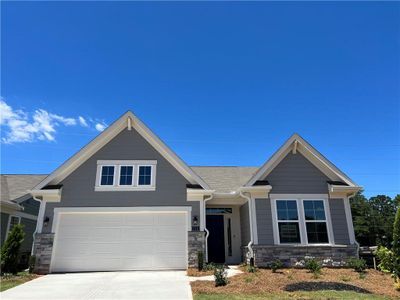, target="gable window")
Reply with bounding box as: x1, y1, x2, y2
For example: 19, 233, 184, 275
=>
6, 216, 21, 238
276, 200, 301, 243
96, 160, 156, 191
303, 200, 329, 244
119, 166, 133, 185
100, 166, 115, 185
138, 166, 152, 186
